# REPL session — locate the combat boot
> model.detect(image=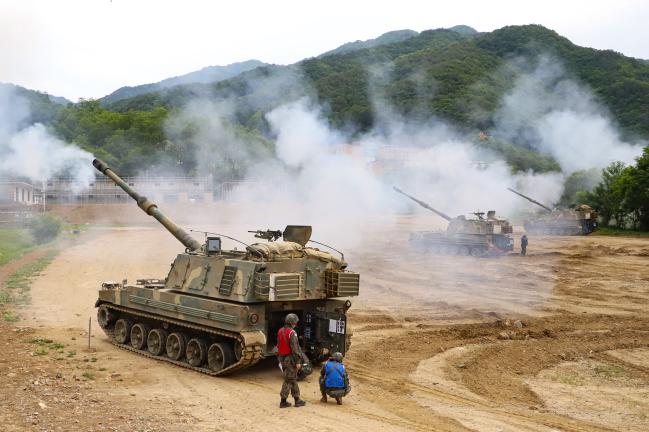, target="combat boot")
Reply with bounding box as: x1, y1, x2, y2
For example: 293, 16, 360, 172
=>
294, 398, 306, 407
336, 397, 342, 405
279, 398, 292, 408
320, 394, 328, 403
